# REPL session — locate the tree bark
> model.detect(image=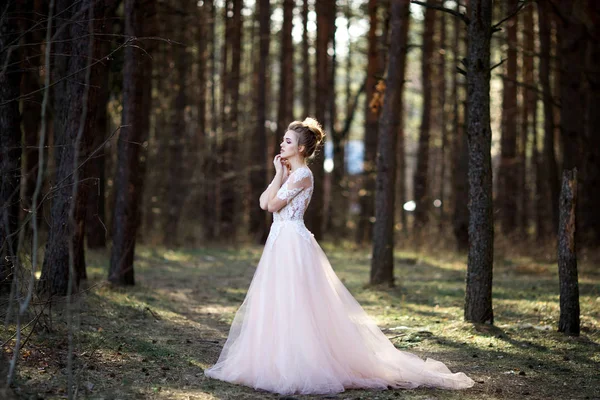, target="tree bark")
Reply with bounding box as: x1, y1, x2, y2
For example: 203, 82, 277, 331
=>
371, 0, 410, 286
357, 0, 380, 244
498, 0, 518, 236
203, 0, 217, 241
276, 0, 294, 145
437, 8, 447, 230
86, 0, 119, 249
164, 6, 191, 247
249, 0, 271, 243
308, 0, 333, 240
558, 169, 579, 336
301, 0, 311, 117
395, 0, 411, 234
464, 0, 494, 324
451, 0, 469, 252
556, 2, 587, 172
580, 2, 600, 246
109, 0, 156, 285
0, 0, 22, 295
219, 0, 243, 242
537, 0, 558, 240
40, 0, 98, 295
413, 0, 436, 229
19, 0, 43, 225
